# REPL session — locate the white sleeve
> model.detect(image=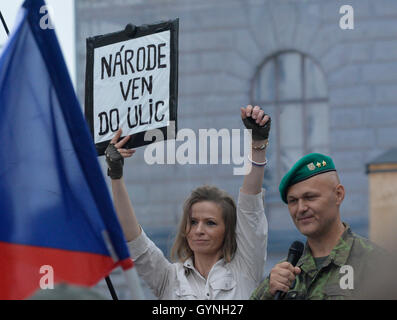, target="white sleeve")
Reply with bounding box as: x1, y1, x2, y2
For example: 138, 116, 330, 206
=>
232, 189, 268, 283
127, 228, 174, 298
